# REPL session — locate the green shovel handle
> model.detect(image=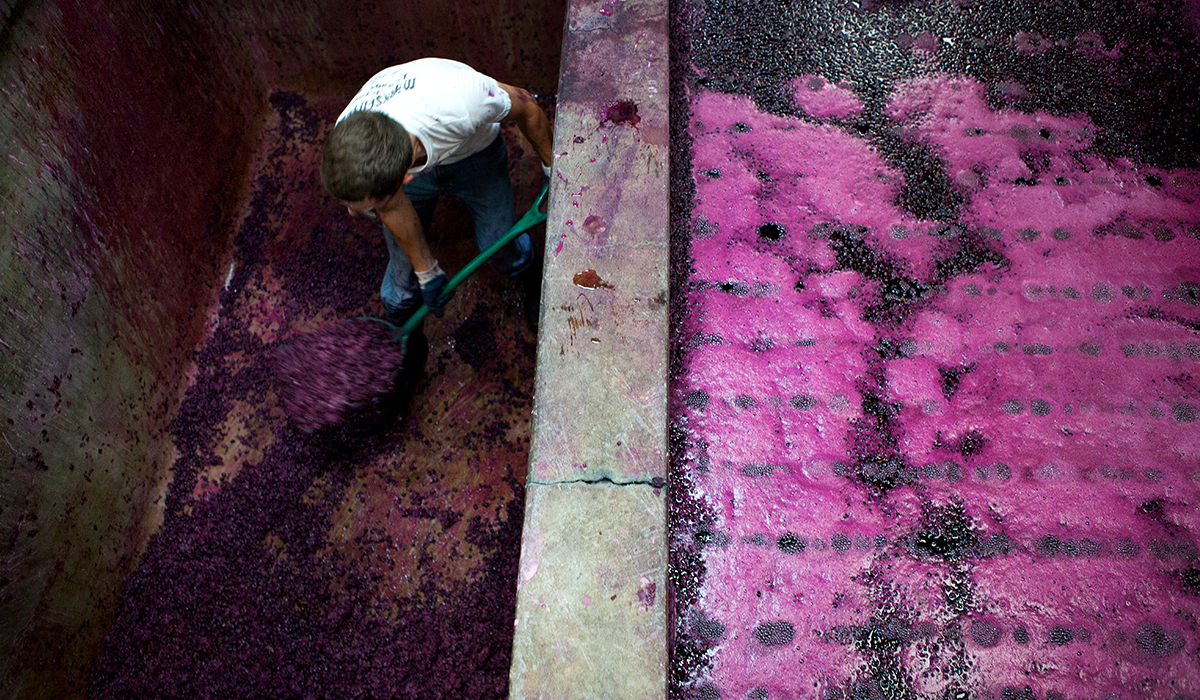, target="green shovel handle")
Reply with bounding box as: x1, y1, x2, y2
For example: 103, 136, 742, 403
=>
359, 182, 550, 343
